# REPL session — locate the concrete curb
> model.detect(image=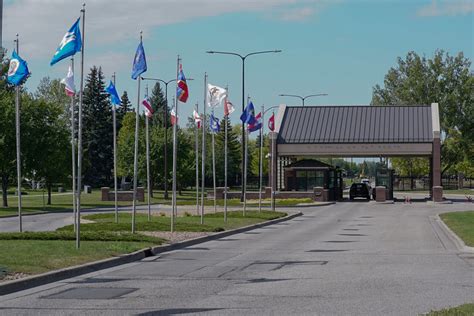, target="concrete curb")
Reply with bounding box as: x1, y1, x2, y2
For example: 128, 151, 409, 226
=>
291, 202, 335, 208
434, 214, 474, 253
0, 212, 302, 296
